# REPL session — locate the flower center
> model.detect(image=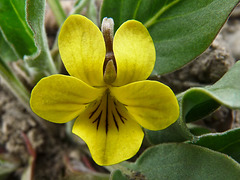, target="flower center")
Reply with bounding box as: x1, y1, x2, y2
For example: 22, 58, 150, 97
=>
88, 90, 127, 134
